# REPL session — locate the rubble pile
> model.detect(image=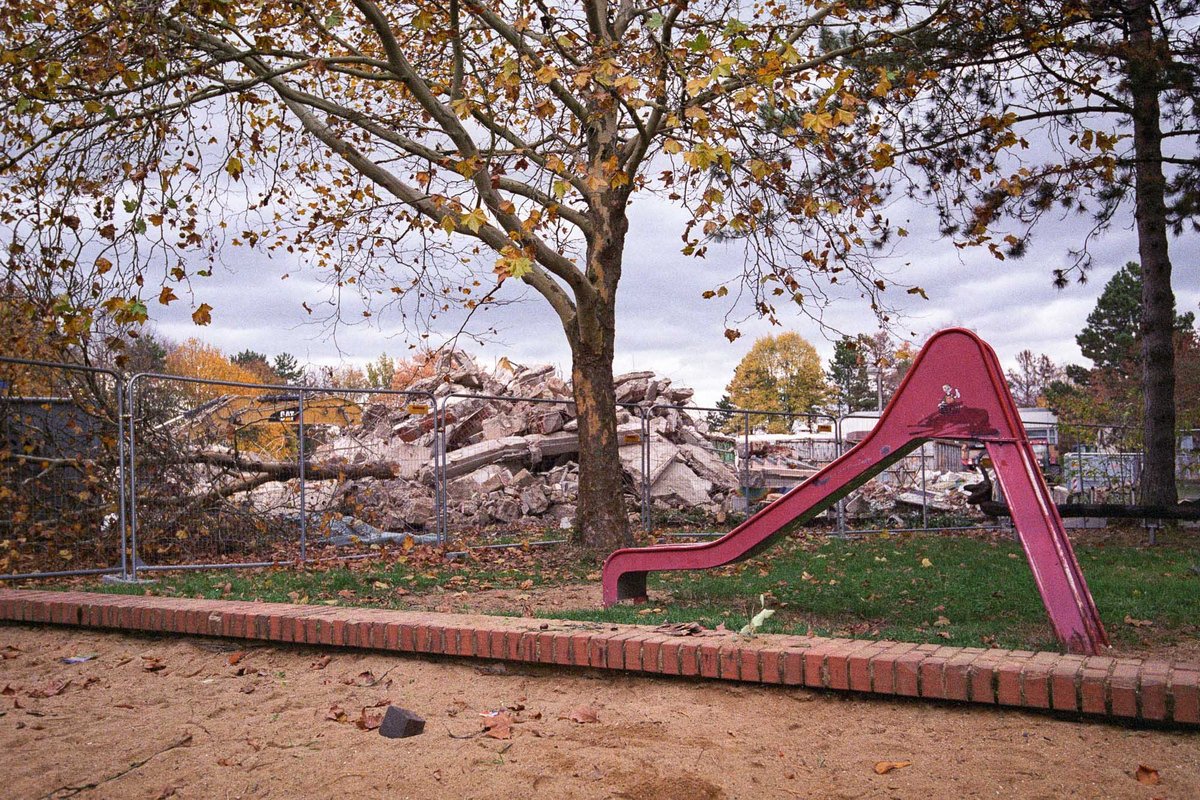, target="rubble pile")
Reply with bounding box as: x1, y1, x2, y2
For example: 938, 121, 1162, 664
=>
311, 351, 741, 531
